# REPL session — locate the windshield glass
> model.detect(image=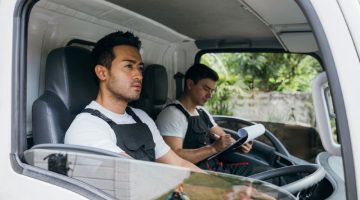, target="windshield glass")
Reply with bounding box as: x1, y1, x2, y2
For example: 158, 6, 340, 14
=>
200, 52, 327, 162
24, 148, 296, 199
